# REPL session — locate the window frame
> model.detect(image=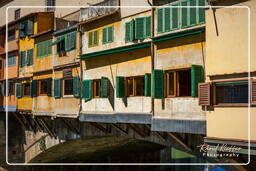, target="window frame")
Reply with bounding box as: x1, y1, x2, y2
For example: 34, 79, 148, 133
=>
8, 29, 16, 41
22, 83, 30, 97
38, 79, 48, 96
14, 9, 20, 20
213, 79, 249, 107
92, 79, 101, 98
7, 53, 16, 67
63, 78, 74, 97
88, 30, 99, 48
102, 25, 114, 44
125, 76, 144, 97
165, 68, 191, 98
